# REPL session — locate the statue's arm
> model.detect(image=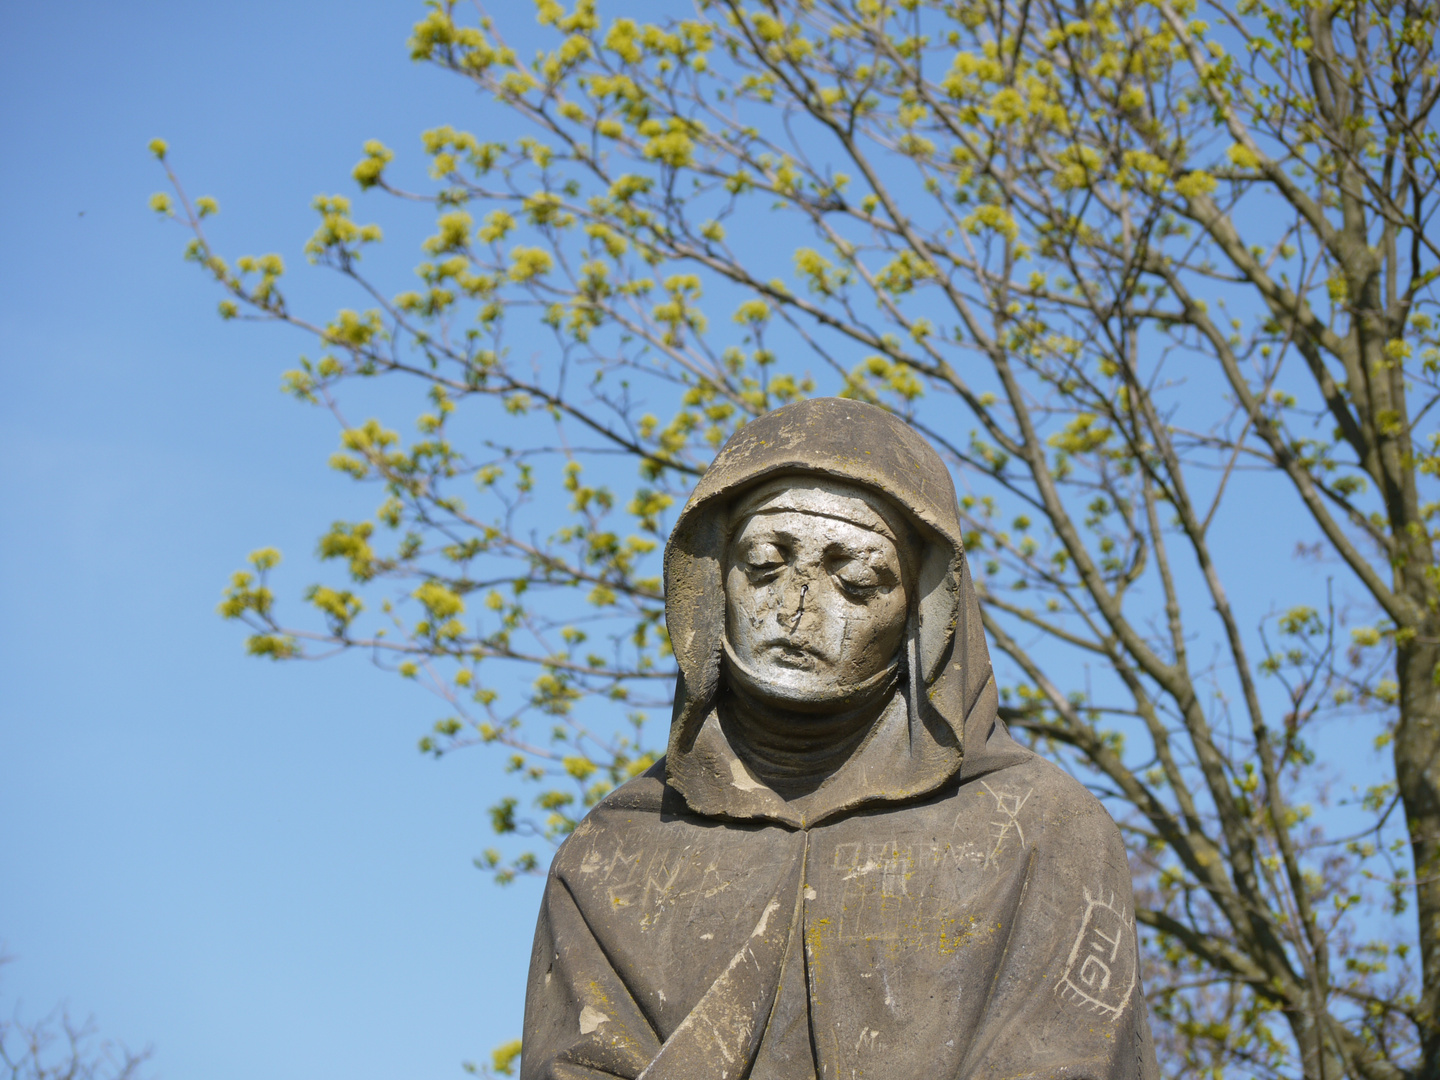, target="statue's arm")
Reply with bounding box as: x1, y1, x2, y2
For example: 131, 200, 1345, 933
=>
958, 775, 1161, 1080
632, 883, 802, 1080
521, 845, 803, 1080
519, 873, 661, 1080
